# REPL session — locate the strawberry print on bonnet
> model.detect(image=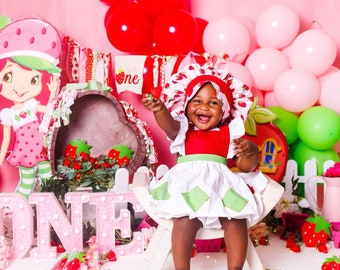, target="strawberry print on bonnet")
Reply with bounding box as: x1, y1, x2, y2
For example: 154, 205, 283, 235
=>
161, 62, 253, 124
